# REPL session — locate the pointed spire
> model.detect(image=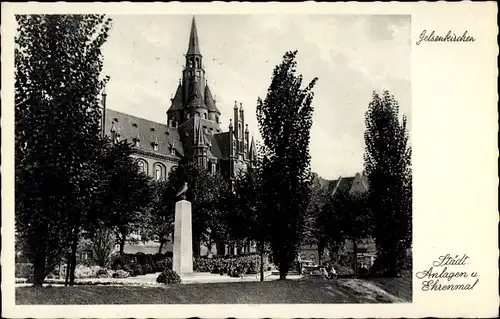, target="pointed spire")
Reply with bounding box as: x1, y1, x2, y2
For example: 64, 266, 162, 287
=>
249, 136, 256, 159
234, 101, 238, 109
186, 16, 202, 56
110, 121, 116, 133
229, 118, 233, 130
239, 102, 243, 111
245, 124, 249, 133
